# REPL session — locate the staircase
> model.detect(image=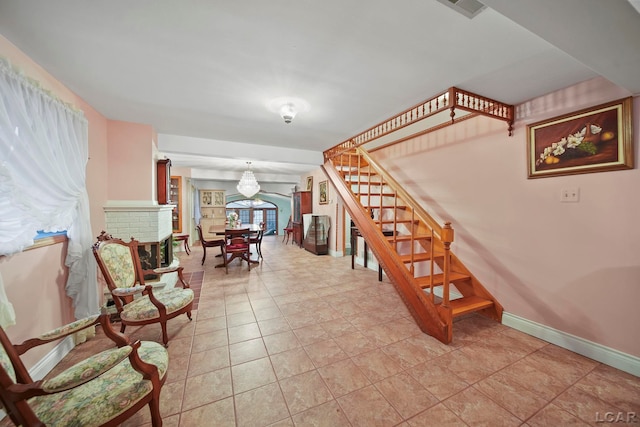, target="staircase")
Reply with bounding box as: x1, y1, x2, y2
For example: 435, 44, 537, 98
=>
323, 147, 503, 344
